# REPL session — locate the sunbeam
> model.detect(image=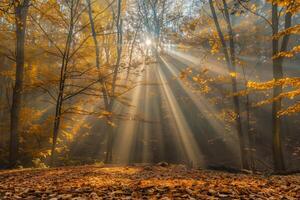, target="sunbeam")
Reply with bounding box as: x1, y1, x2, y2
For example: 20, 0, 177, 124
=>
156, 62, 205, 167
